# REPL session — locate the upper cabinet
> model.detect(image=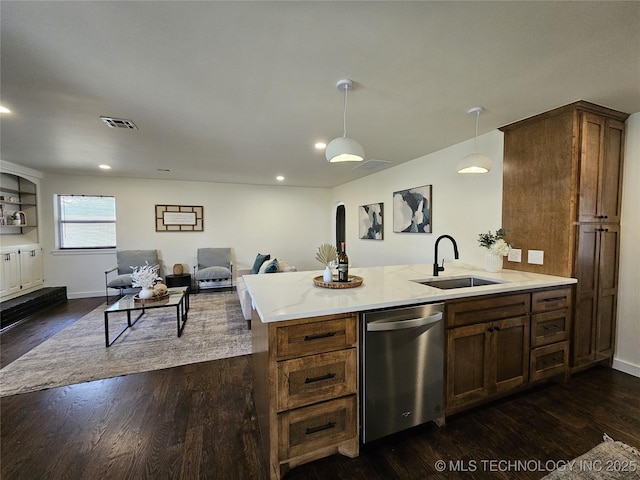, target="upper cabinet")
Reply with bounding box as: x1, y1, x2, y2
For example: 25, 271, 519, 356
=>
577, 114, 626, 223
500, 100, 629, 278
0, 172, 38, 235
